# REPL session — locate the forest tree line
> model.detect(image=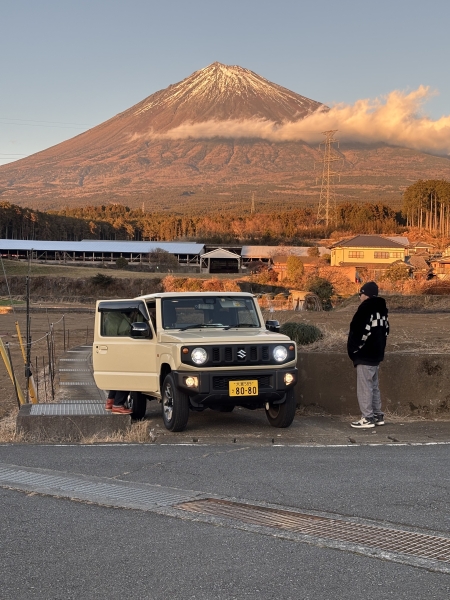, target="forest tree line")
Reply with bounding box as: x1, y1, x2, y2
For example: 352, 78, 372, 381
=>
402, 179, 450, 235
0, 180, 447, 243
